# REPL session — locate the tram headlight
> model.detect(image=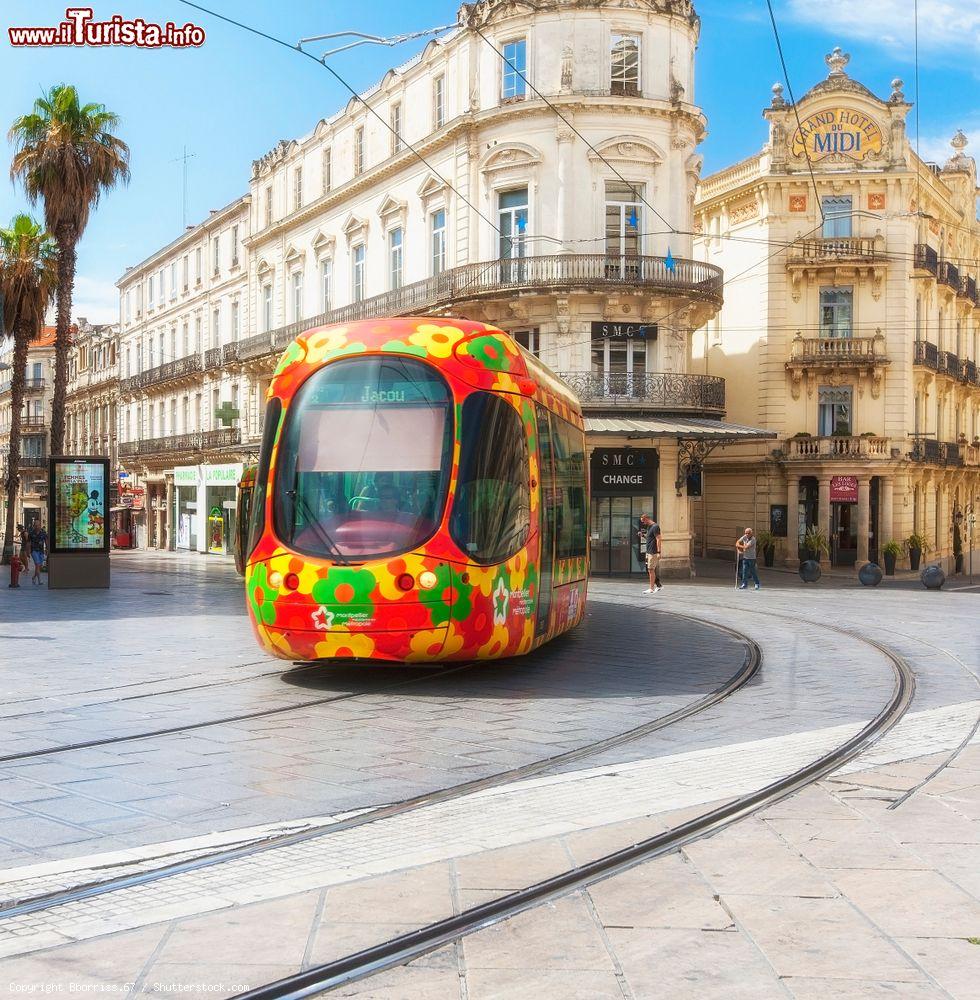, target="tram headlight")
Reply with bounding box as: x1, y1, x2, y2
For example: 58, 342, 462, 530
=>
418, 571, 438, 590
268, 571, 283, 588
